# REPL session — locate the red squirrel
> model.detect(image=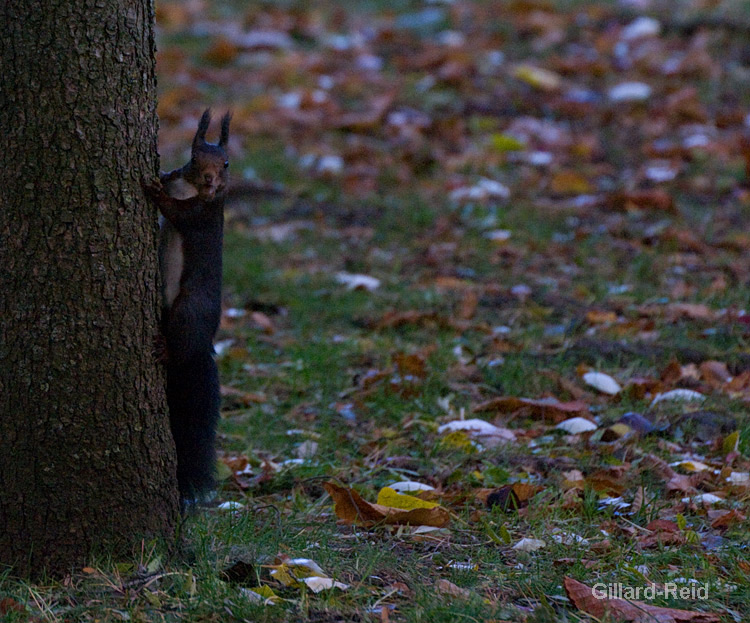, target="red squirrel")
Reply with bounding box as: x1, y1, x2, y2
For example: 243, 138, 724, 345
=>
144, 109, 231, 507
